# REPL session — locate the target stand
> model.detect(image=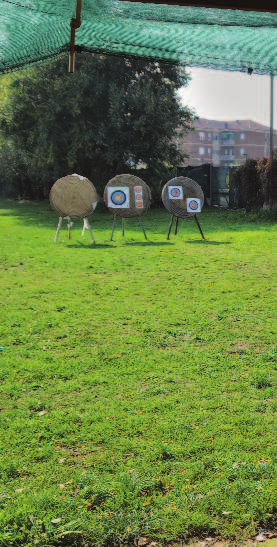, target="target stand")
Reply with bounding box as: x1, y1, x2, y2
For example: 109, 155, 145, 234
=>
49, 174, 98, 243
162, 177, 205, 240
104, 174, 151, 241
